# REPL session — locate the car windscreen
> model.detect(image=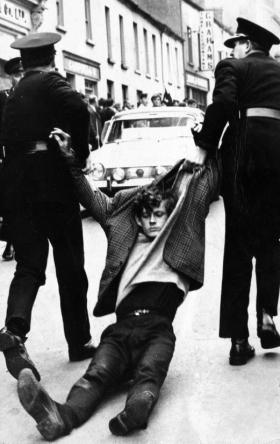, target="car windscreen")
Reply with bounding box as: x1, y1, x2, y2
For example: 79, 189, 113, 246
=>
107, 116, 194, 143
